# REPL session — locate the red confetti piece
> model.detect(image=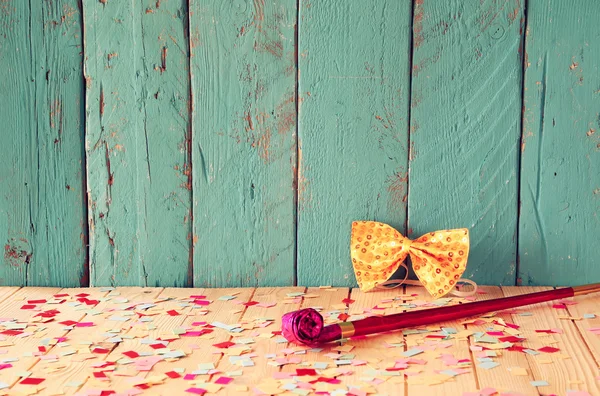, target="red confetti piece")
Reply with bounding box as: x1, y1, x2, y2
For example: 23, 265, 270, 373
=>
426, 335, 447, 339
20, 305, 36, 310
20, 377, 45, 385
185, 388, 206, 395
212, 341, 235, 349
135, 384, 151, 390
507, 345, 527, 352
215, 376, 233, 385
189, 295, 206, 299
94, 371, 108, 379
54, 293, 69, 297
27, 299, 46, 304
75, 293, 90, 297
184, 374, 196, 380
342, 298, 355, 304
183, 329, 213, 337
498, 336, 525, 343
78, 298, 100, 306
310, 377, 341, 384
193, 300, 210, 306
100, 392, 116, 396
165, 371, 181, 379
296, 368, 318, 376
167, 310, 180, 316
122, 351, 139, 358
243, 301, 259, 307
552, 304, 567, 309
486, 331, 504, 336
150, 343, 167, 350
1, 330, 22, 336
272, 331, 282, 336
535, 329, 559, 334
92, 348, 110, 354
538, 346, 560, 353
337, 313, 349, 321
76, 322, 94, 327
38, 346, 46, 352
59, 320, 78, 326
